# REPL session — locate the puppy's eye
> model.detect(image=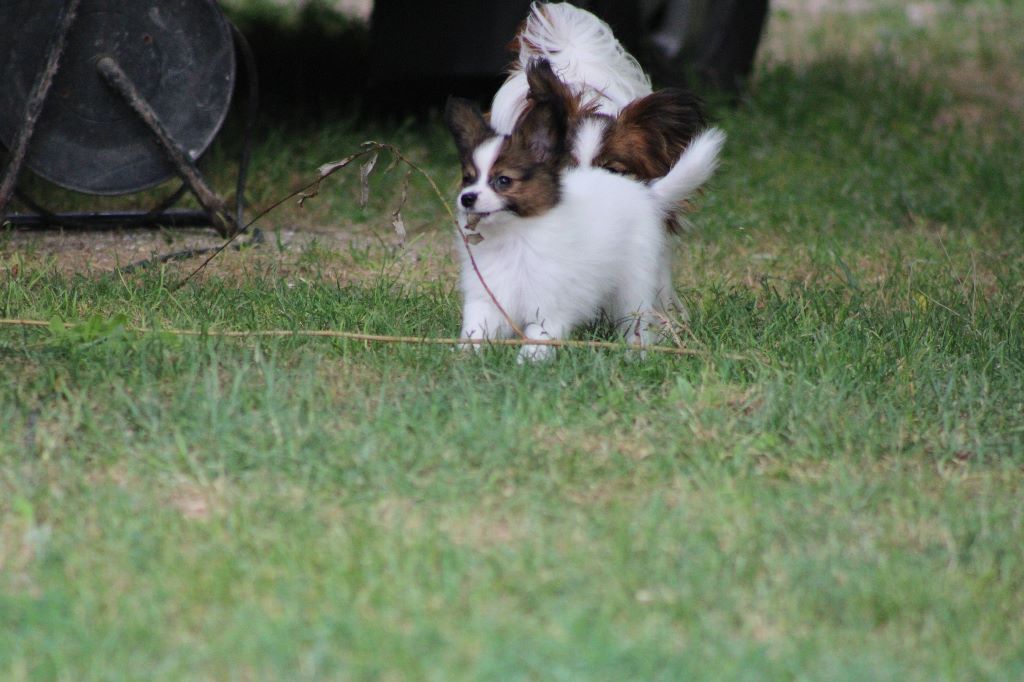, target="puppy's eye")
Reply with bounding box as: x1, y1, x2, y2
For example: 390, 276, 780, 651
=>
495, 175, 512, 188
462, 174, 474, 185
